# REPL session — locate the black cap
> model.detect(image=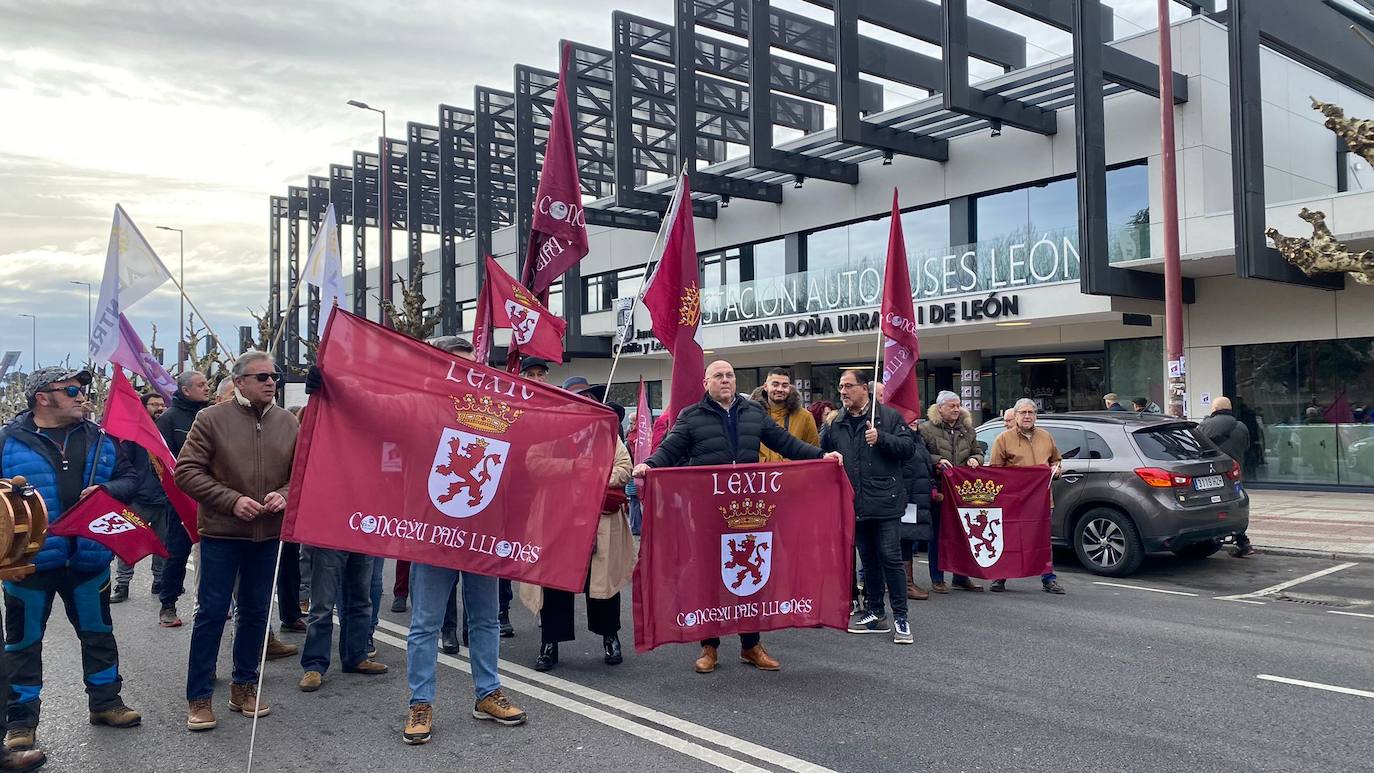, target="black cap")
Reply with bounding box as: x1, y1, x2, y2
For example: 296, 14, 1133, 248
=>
519, 356, 550, 373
